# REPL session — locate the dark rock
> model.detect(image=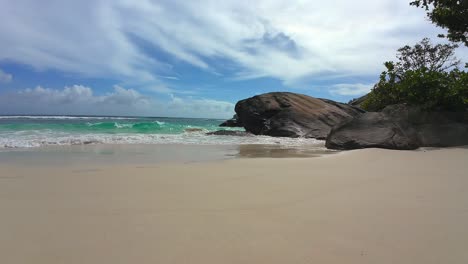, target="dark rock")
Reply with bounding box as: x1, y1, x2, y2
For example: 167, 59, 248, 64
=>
348, 94, 368, 109
206, 130, 253, 136
234, 92, 364, 139
326, 104, 468, 150
219, 114, 243, 127
184, 128, 204, 133
325, 112, 419, 150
